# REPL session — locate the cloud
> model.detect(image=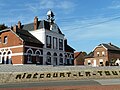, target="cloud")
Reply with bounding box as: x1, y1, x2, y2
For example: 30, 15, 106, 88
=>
107, 0, 120, 9
60, 15, 120, 52
62, 16, 120, 42
25, 0, 76, 13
